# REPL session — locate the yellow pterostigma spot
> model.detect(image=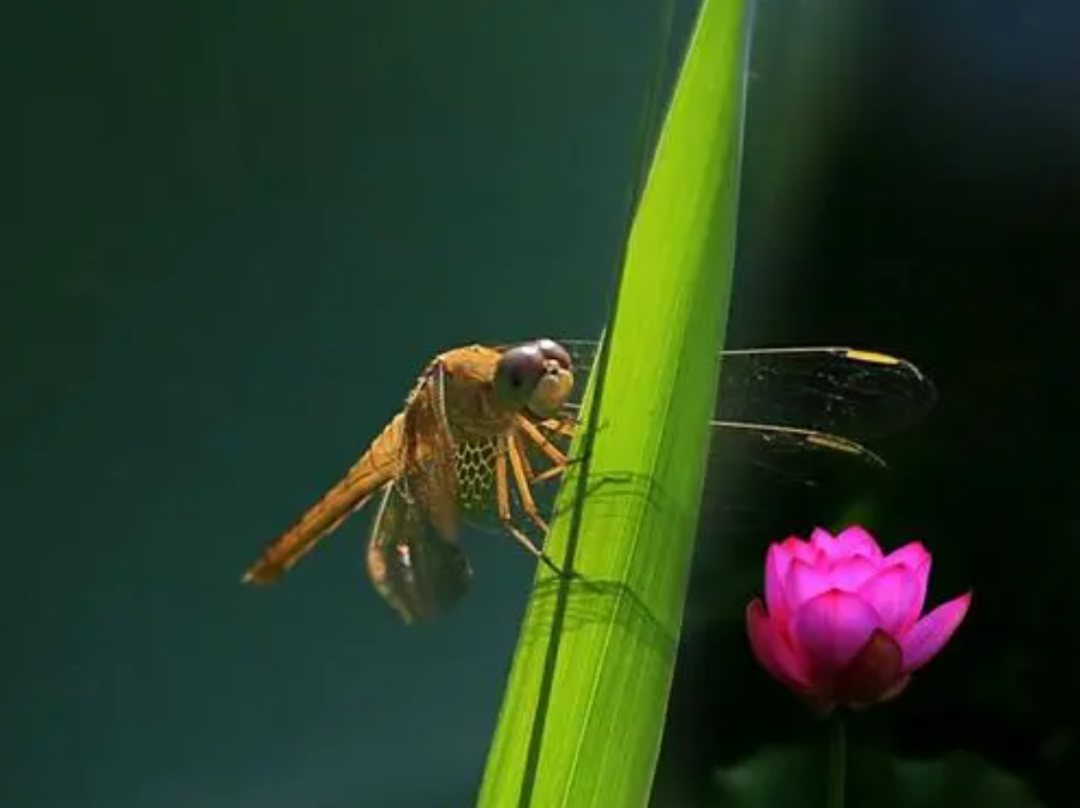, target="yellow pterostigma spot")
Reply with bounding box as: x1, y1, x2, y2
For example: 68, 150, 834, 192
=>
844, 349, 900, 366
